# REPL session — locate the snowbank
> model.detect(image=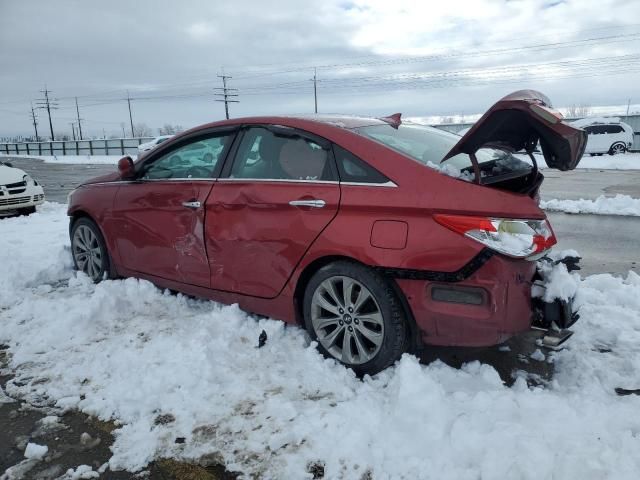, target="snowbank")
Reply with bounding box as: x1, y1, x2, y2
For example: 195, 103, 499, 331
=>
0, 153, 133, 165
541, 194, 640, 216
2, 204, 640, 479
